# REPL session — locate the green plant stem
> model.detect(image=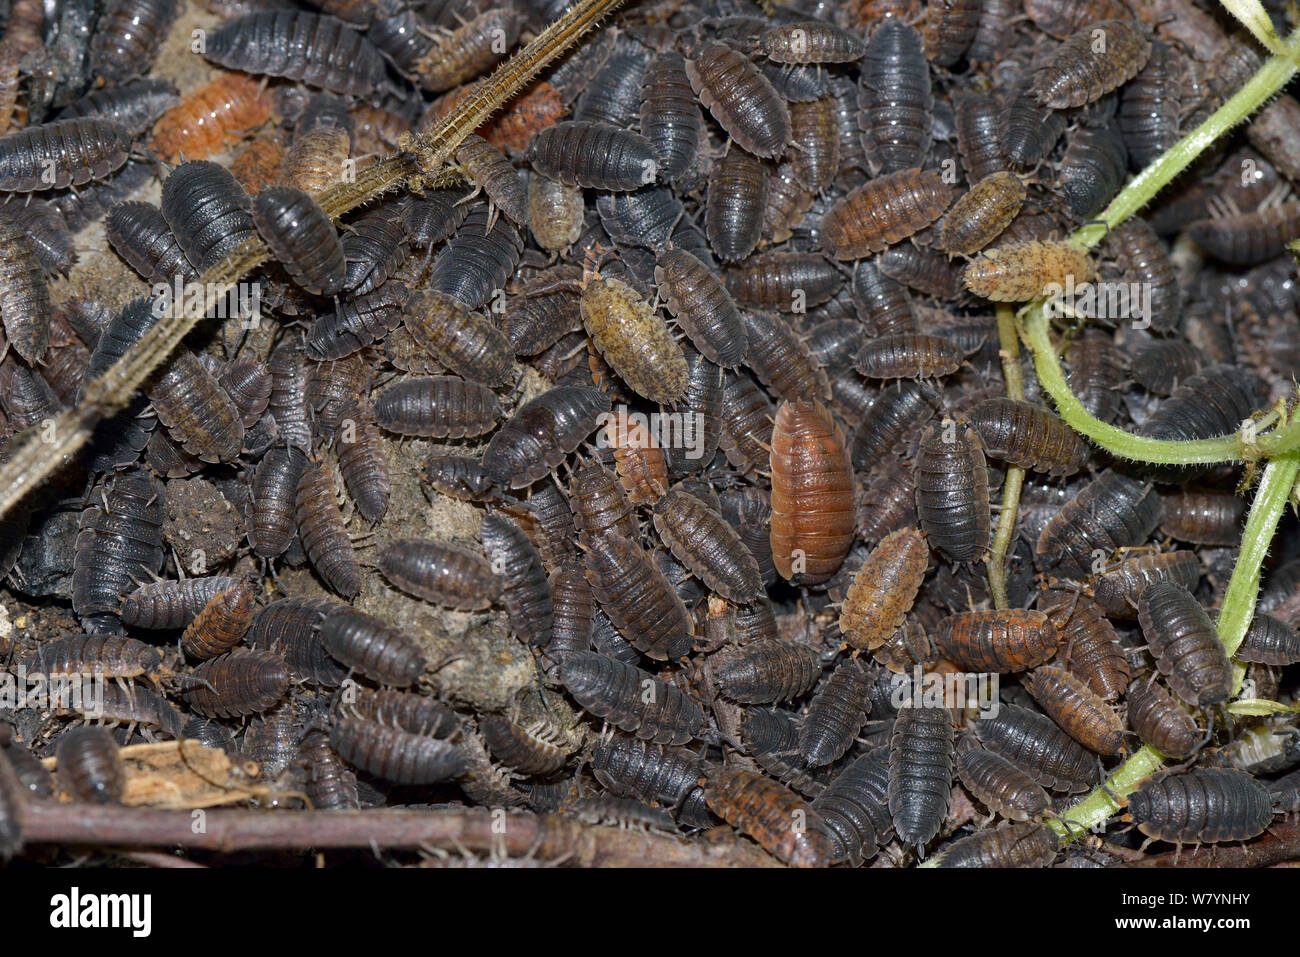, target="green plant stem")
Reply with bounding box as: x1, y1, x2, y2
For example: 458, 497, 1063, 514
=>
987, 305, 1025, 610
1045, 746, 1167, 840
